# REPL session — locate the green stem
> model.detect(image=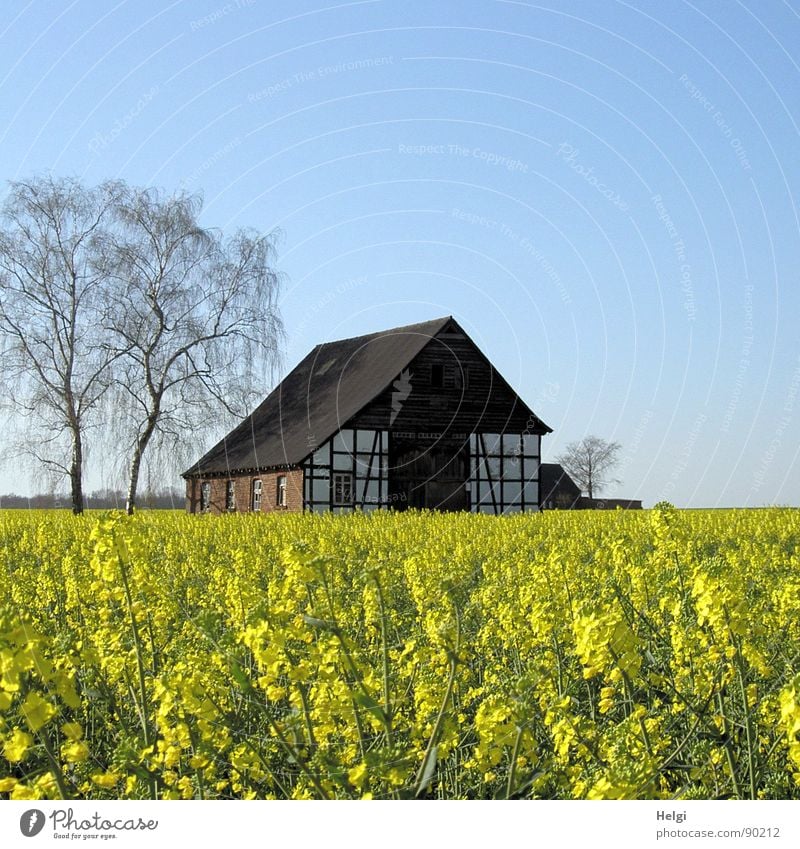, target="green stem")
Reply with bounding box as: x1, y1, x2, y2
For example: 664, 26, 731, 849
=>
716, 689, 743, 799
372, 574, 394, 745
282, 647, 318, 752
414, 606, 461, 797
39, 730, 71, 800
552, 634, 564, 697
506, 725, 524, 799
115, 532, 156, 799
297, 682, 318, 751
731, 633, 758, 799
